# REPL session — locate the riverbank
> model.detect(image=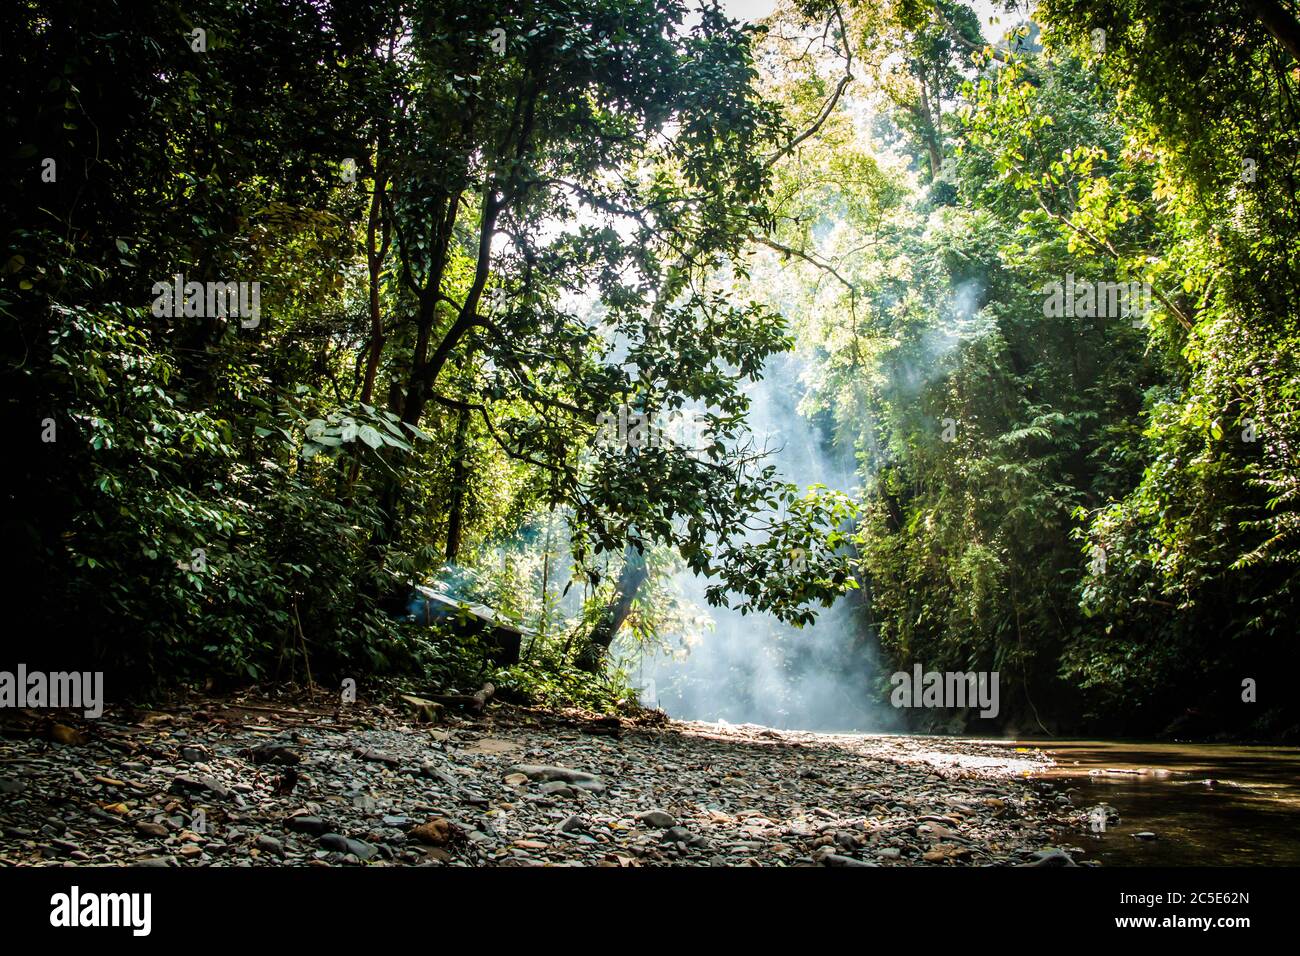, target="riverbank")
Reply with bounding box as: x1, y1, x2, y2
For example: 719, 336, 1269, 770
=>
0, 690, 1089, 866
